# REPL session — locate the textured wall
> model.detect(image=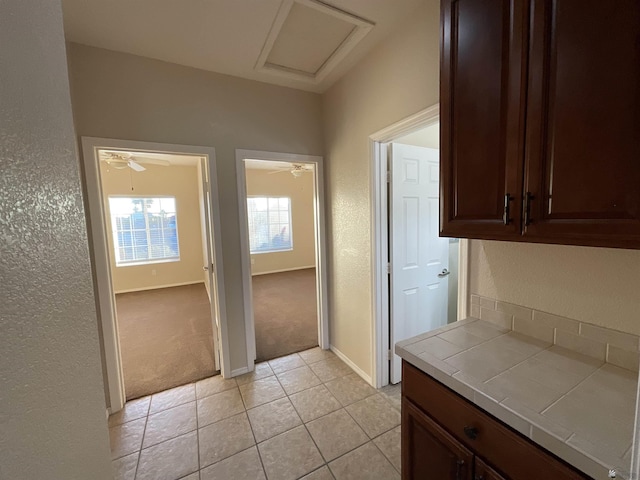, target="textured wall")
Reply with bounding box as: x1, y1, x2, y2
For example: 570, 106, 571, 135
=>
0, 1, 113, 478
66, 43, 324, 373
469, 240, 640, 334
322, 1, 440, 376
100, 163, 204, 292
245, 168, 316, 275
